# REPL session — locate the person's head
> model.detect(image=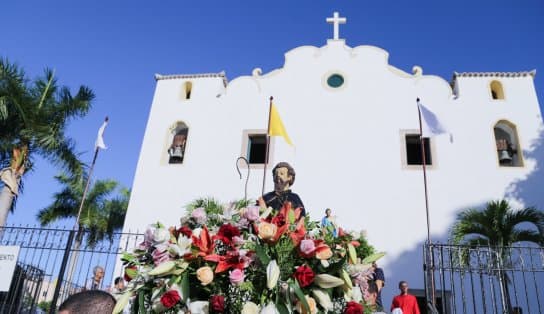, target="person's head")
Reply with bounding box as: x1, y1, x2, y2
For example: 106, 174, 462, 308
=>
114, 276, 125, 289
365, 281, 379, 304
325, 208, 331, 217
59, 290, 116, 314
272, 162, 295, 192
372, 261, 378, 269
93, 266, 105, 281
398, 280, 409, 295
